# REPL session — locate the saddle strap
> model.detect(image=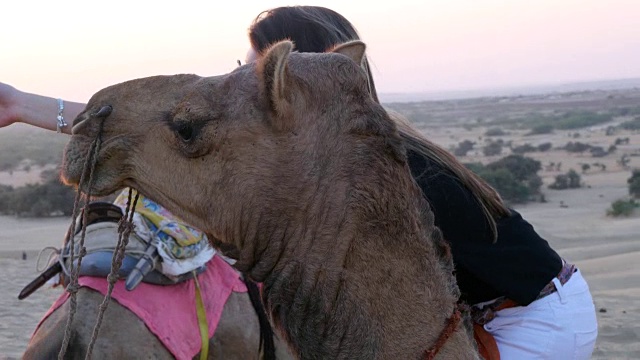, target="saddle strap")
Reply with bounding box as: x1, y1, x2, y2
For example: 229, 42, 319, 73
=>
193, 271, 209, 360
